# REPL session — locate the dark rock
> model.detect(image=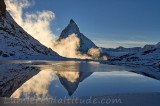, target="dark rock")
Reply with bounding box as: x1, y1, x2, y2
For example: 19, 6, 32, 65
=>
0, 0, 6, 17
0, 50, 2, 55
142, 49, 156, 55
9, 53, 15, 56
2, 54, 9, 57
